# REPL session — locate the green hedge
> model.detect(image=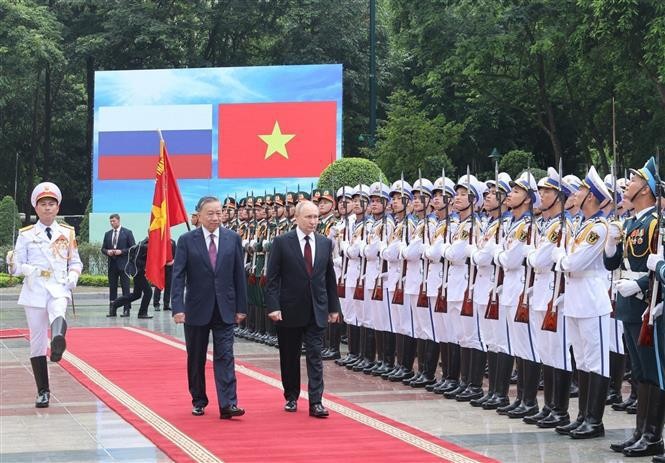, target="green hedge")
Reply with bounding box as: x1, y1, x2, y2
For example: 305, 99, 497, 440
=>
0, 272, 107, 287
0, 273, 22, 288
318, 158, 388, 191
